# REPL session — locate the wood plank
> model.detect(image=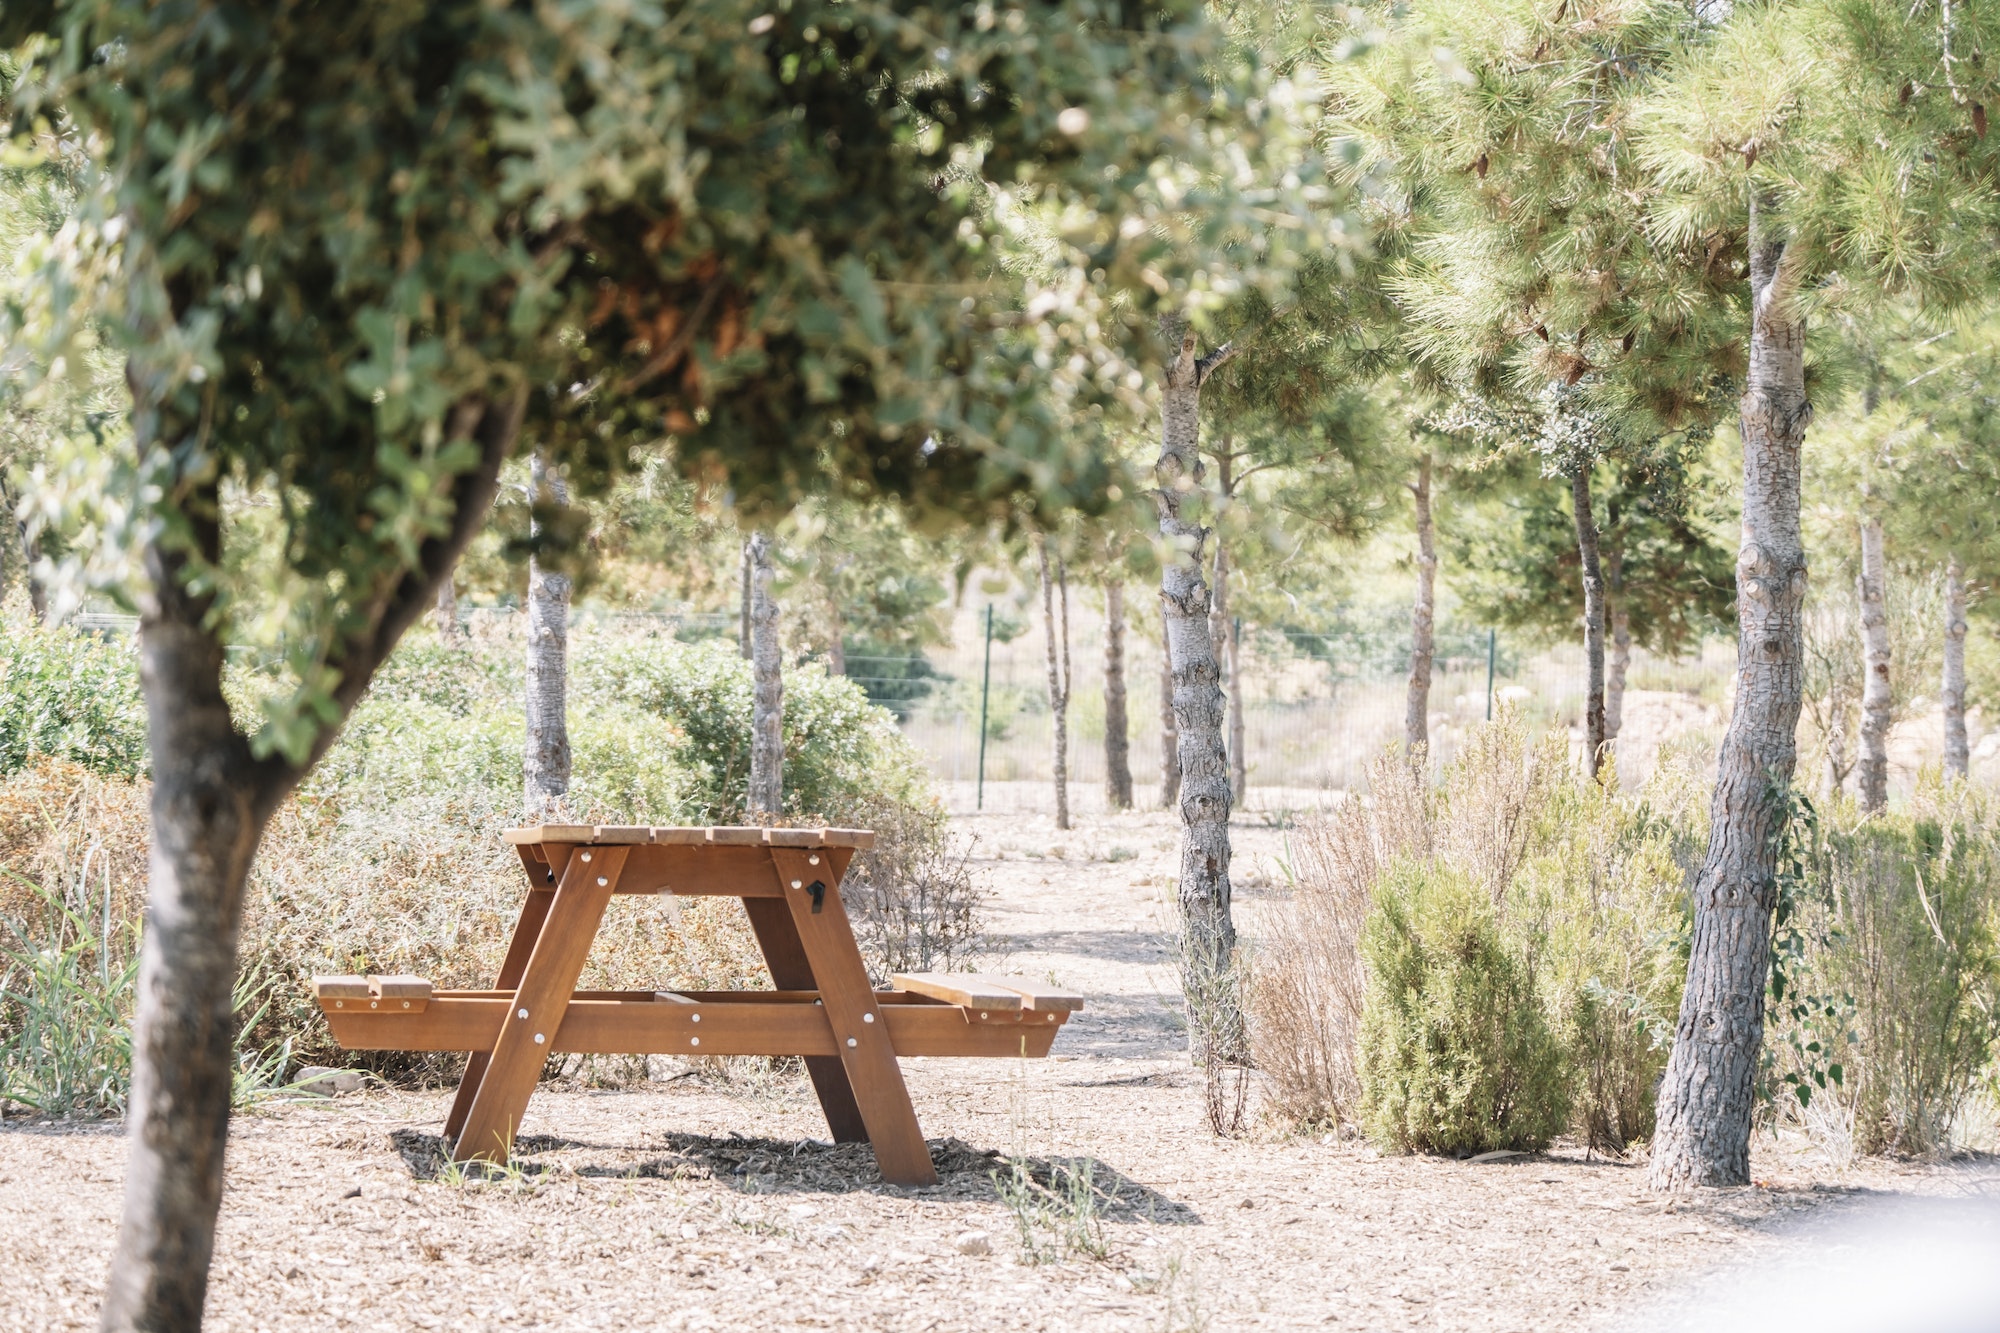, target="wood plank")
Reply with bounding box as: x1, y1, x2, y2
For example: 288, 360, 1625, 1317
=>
445, 870, 559, 1144
742, 894, 869, 1144
452, 845, 627, 1163
313, 975, 370, 1001
585, 825, 657, 844
613, 843, 786, 897
962, 974, 1086, 1013
889, 973, 1024, 1013
322, 994, 1067, 1059
501, 824, 878, 850
770, 846, 938, 1187
705, 826, 768, 845
500, 824, 598, 845
762, 828, 828, 848
369, 975, 432, 999
650, 827, 711, 845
